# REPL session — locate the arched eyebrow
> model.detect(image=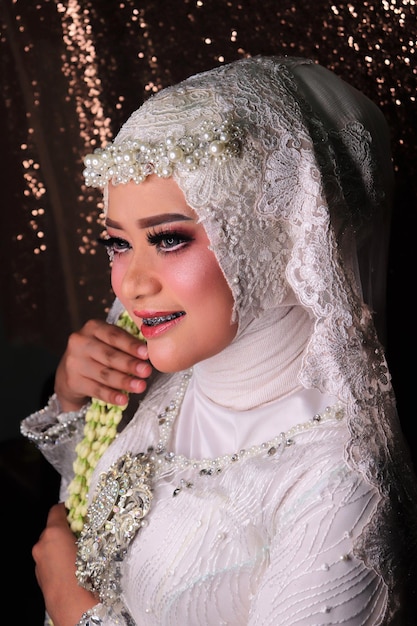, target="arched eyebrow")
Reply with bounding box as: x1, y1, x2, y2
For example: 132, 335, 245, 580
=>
105, 213, 194, 230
